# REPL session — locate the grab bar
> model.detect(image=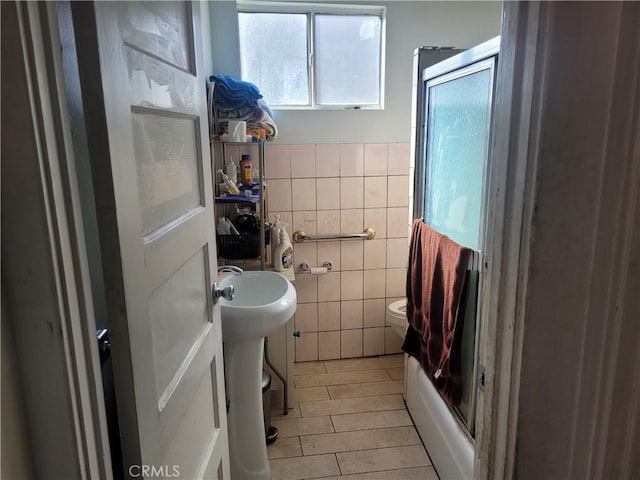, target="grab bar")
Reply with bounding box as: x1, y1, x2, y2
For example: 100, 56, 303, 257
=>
292, 227, 376, 243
